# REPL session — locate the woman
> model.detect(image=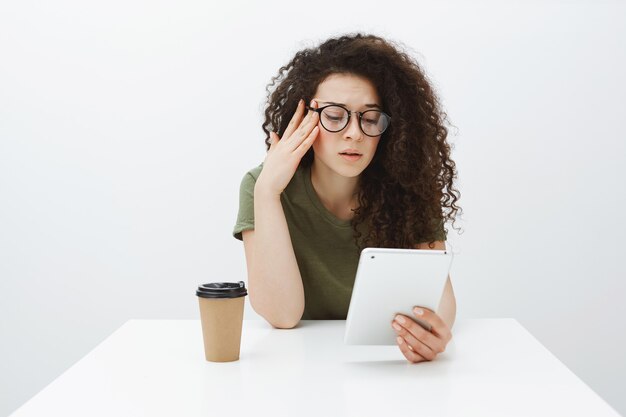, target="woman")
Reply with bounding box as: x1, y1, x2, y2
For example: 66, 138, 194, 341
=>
233, 33, 462, 363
